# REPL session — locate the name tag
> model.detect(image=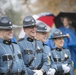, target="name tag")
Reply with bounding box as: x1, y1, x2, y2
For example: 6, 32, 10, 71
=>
36, 49, 42, 53
2, 54, 13, 61
24, 50, 33, 54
